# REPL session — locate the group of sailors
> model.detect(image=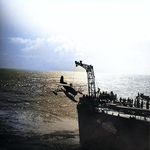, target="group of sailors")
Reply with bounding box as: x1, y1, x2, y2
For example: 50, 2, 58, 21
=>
99, 90, 150, 109
119, 97, 149, 109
